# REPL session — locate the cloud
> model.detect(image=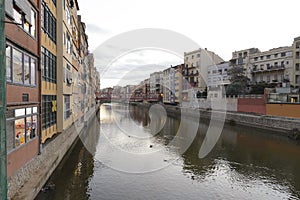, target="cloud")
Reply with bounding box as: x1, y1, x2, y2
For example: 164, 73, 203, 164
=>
86, 24, 110, 35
